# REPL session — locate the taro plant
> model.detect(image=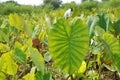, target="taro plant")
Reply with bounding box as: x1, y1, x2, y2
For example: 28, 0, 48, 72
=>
48, 18, 89, 76
0, 11, 120, 80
